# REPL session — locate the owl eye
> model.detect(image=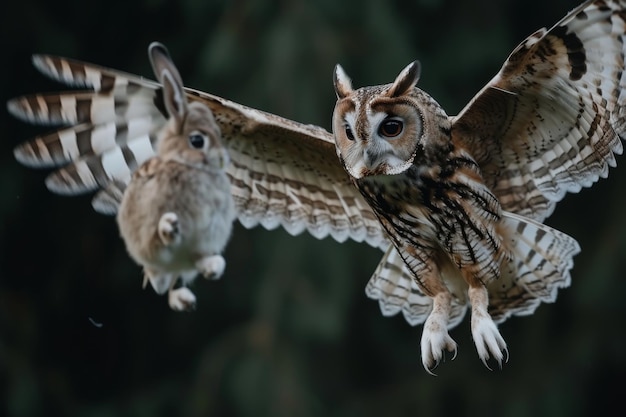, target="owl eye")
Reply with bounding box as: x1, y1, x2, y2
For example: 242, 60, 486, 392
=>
188, 131, 207, 149
379, 118, 403, 138
344, 124, 355, 141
